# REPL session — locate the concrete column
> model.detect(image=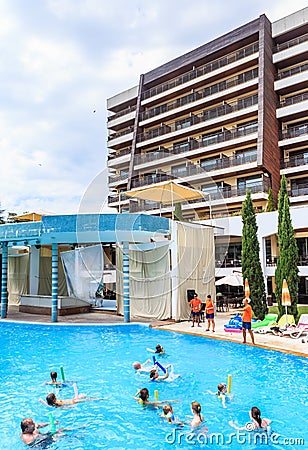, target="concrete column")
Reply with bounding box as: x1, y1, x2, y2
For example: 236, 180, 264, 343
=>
122, 241, 130, 322
1, 243, 8, 318
51, 243, 58, 323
